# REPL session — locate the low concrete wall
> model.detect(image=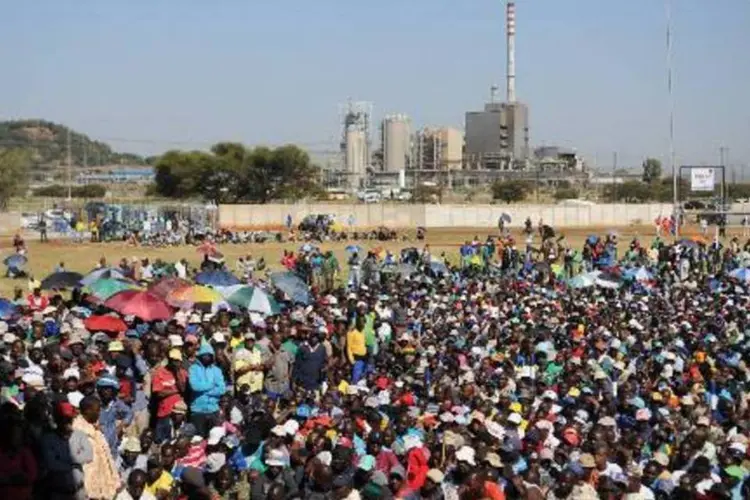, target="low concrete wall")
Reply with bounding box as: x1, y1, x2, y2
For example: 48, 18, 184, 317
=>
219, 203, 675, 229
